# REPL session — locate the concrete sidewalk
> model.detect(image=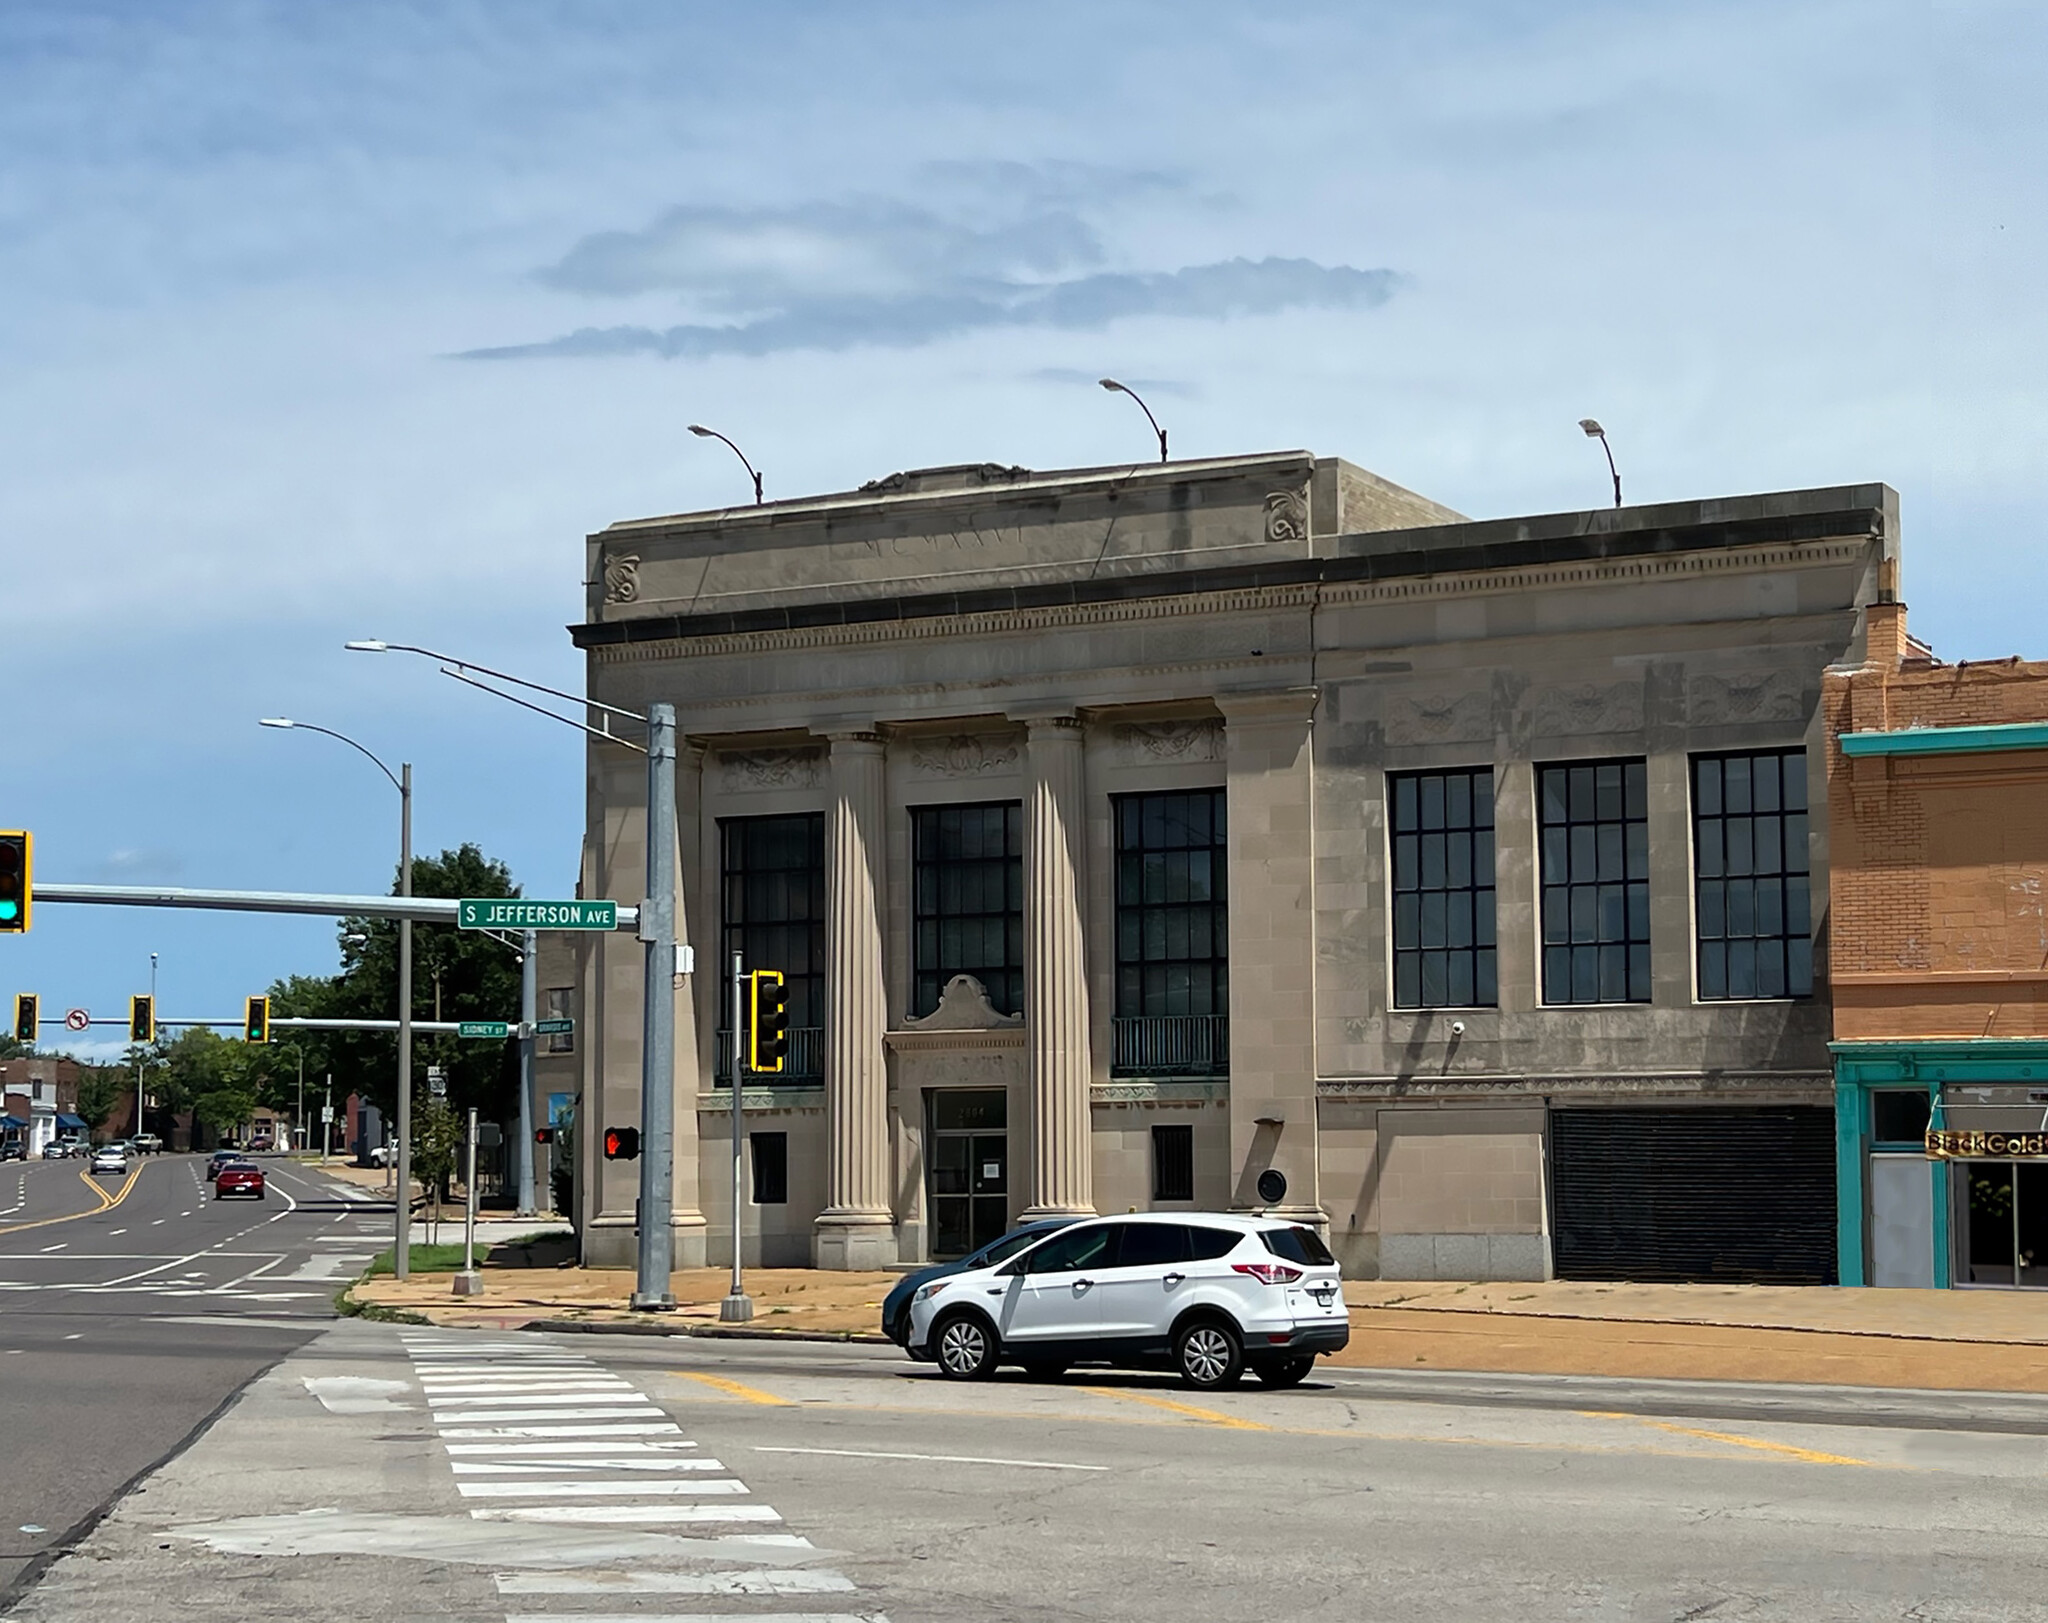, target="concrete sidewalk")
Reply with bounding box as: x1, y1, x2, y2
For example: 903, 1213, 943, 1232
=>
347, 1259, 2048, 1394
